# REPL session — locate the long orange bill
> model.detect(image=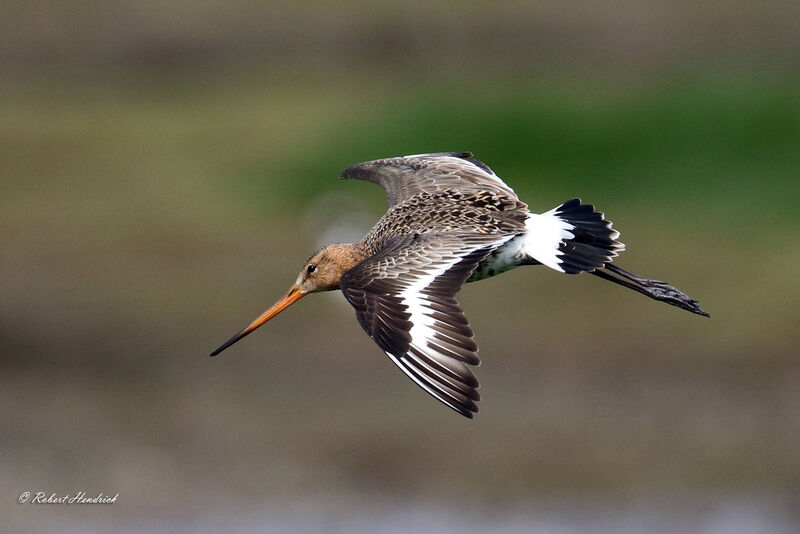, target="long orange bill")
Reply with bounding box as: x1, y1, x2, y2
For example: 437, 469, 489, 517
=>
210, 285, 307, 357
